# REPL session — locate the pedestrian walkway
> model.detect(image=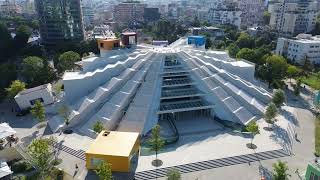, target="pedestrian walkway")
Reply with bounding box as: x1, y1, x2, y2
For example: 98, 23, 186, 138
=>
134, 149, 289, 180
56, 143, 86, 161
